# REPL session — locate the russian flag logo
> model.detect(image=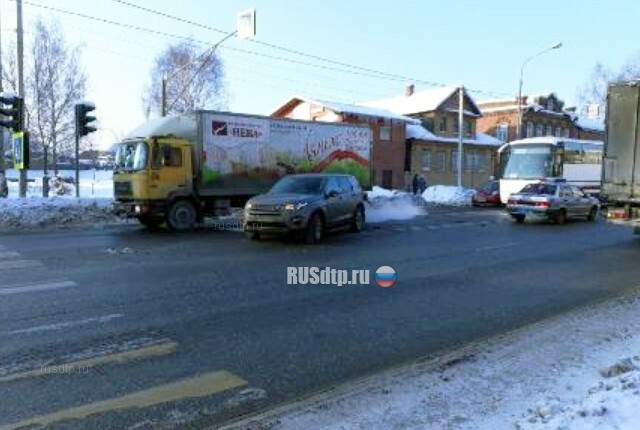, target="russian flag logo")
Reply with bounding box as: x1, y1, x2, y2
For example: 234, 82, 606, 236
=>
374, 266, 396, 288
